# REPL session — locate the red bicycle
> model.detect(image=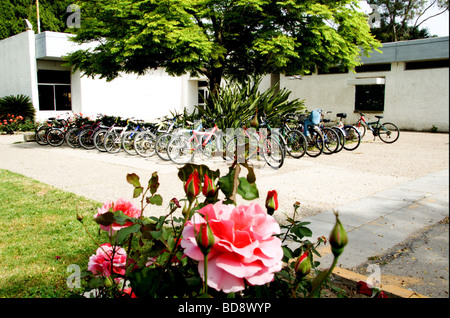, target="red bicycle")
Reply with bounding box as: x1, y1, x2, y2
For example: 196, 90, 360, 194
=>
354, 112, 400, 143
